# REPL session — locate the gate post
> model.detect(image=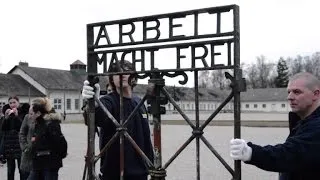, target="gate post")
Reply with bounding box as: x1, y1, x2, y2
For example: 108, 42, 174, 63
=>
148, 71, 167, 180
